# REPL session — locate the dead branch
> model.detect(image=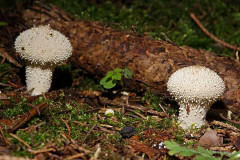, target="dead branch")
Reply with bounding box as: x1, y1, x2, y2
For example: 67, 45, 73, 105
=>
9, 133, 31, 148
61, 118, 71, 136
219, 113, 240, 125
